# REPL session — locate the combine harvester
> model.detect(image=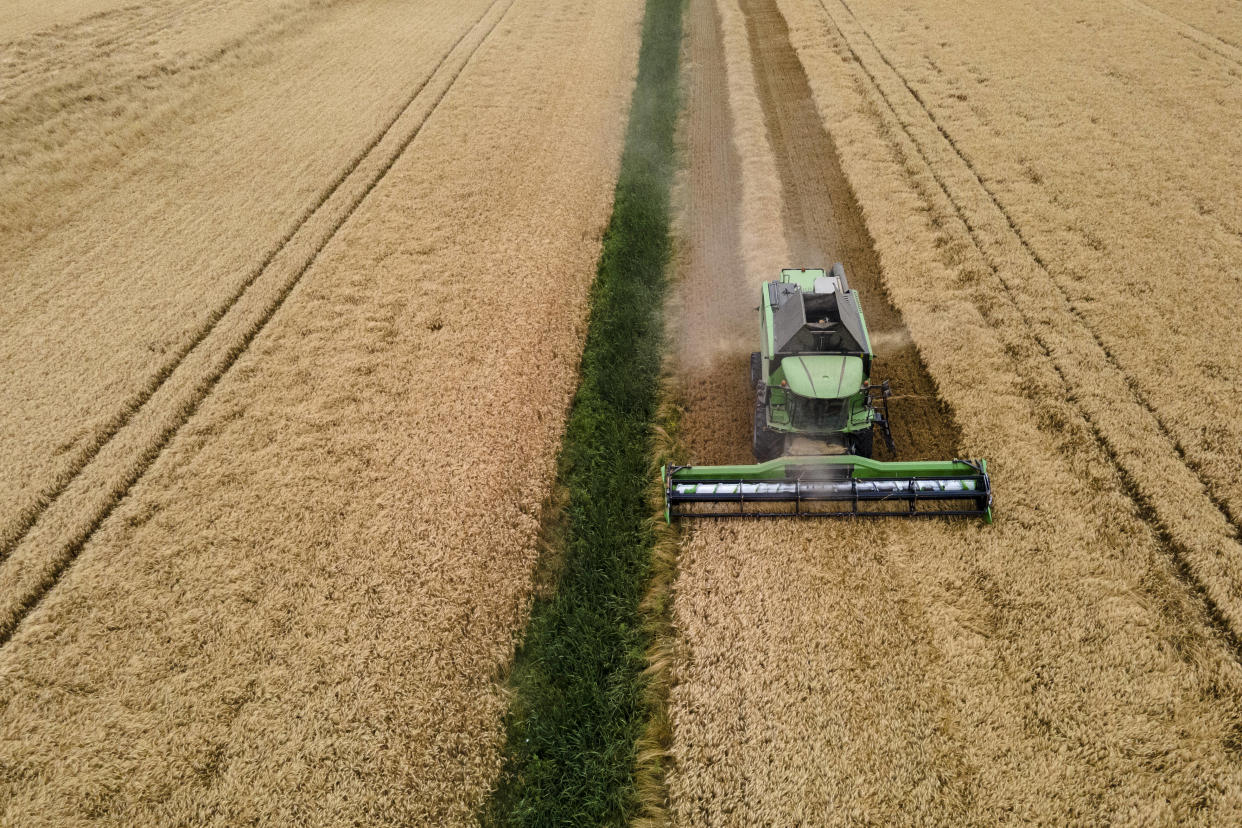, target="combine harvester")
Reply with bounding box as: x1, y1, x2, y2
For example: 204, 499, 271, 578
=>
663, 266, 992, 522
